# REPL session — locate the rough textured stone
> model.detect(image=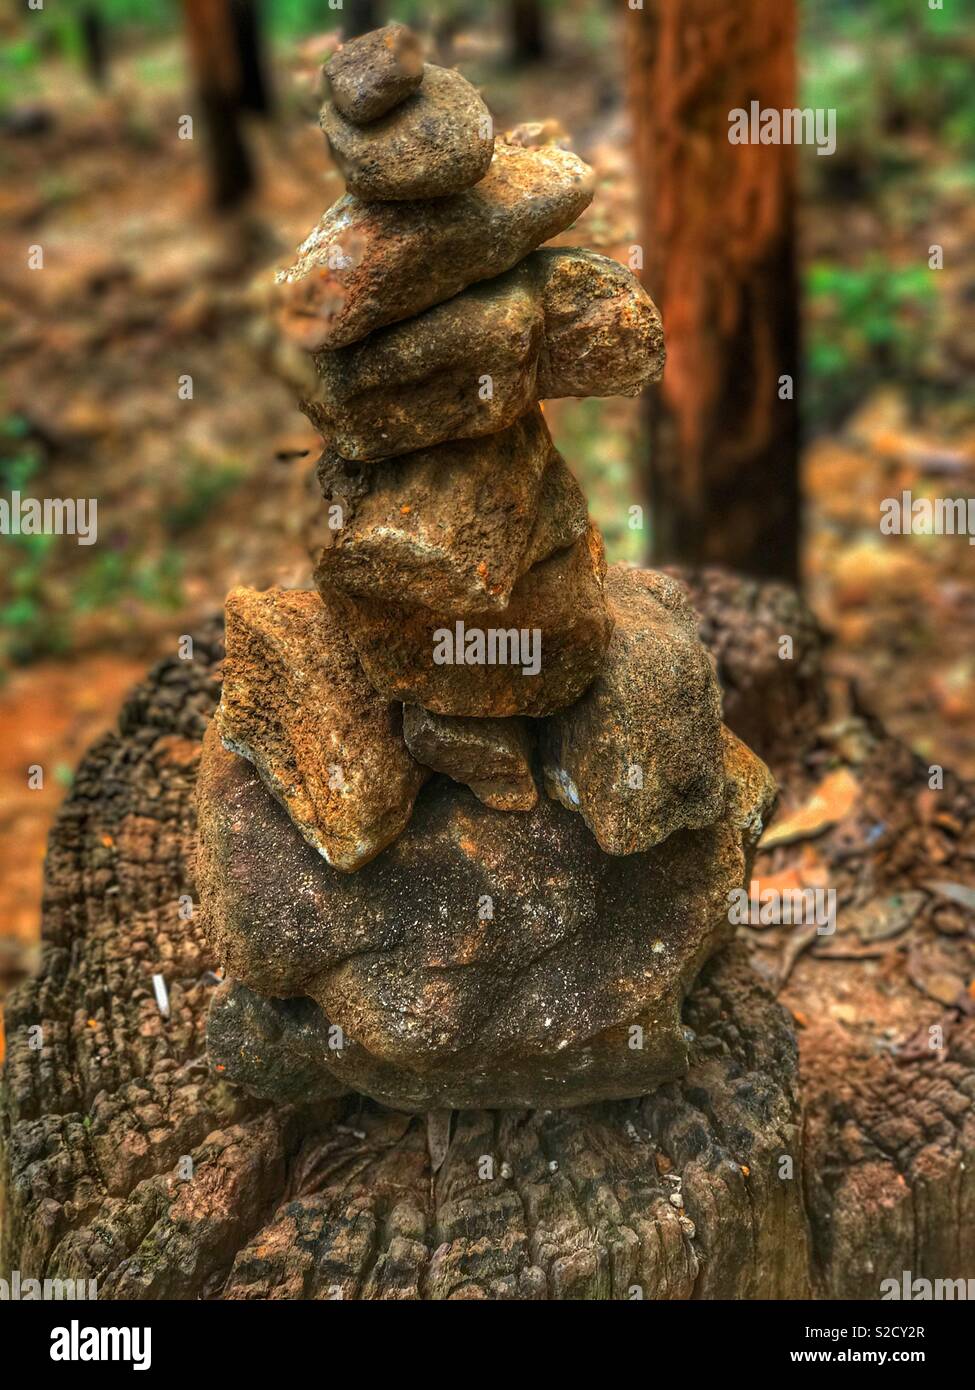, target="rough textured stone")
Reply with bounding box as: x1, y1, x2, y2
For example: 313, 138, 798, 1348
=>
214, 587, 427, 871
302, 249, 664, 458
542, 566, 725, 855
665, 566, 828, 772
322, 64, 493, 201
533, 249, 665, 399
317, 522, 613, 717
324, 22, 424, 124
315, 408, 587, 614
402, 706, 537, 811
198, 725, 775, 1110
519, 447, 590, 569
275, 139, 595, 350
